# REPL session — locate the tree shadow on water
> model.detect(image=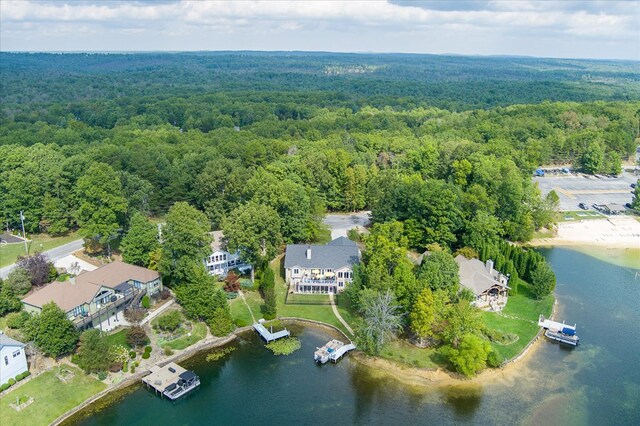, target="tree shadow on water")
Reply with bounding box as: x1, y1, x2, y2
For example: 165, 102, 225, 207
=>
441, 385, 483, 420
